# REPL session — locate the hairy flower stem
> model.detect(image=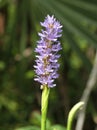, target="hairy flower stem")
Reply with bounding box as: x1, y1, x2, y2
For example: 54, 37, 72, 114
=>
41, 85, 50, 130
